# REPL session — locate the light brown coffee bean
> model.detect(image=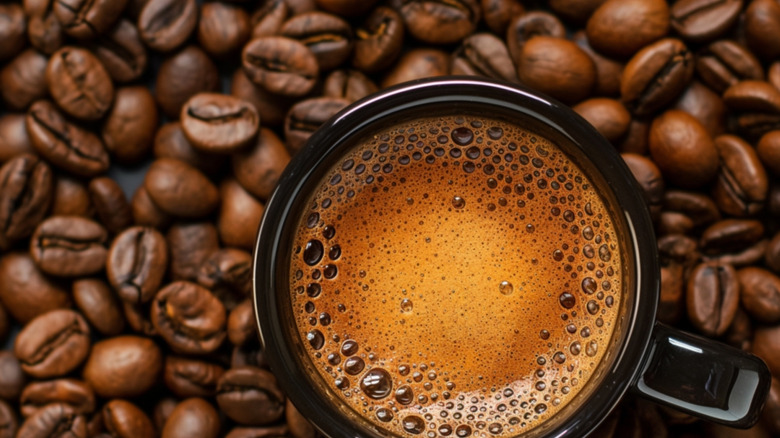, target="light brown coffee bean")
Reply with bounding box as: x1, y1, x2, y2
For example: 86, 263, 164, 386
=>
574, 98, 631, 142
621, 38, 695, 117
712, 134, 768, 216
586, 0, 670, 58
102, 400, 156, 438
30, 216, 108, 277
696, 40, 764, 94
20, 379, 95, 418
517, 36, 595, 105
53, 0, 127, 40
144, 158, 219, 218
506, 11, 565, 64
26, 100, 111, 177
101, 86, 159, 164
161, 398, 220, 438
0, 351, 25, 402
0, 114, 34, 161
73, 278, 125, 336
723, 80, 780, 140
744, 0, 780, 61
381, 48, 450, 88
232, 128, 291, 201
198, 2, 251, 57
14, 309, 90, 379
242, 37, 319, 98
649, 109, 718, 188
0, 49, 49, 111
0, 252, 71, 323
46, 47, 114, 121
83, 335, 162, 399
180, 93, 260, 153
686, 262, 739, 336
670, 0, 743, 43
227, 299, 255, 347
138, 0, 198, 52
107, 226, 168, 304
217, 178, 265, 251
738, 267, 780, 324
